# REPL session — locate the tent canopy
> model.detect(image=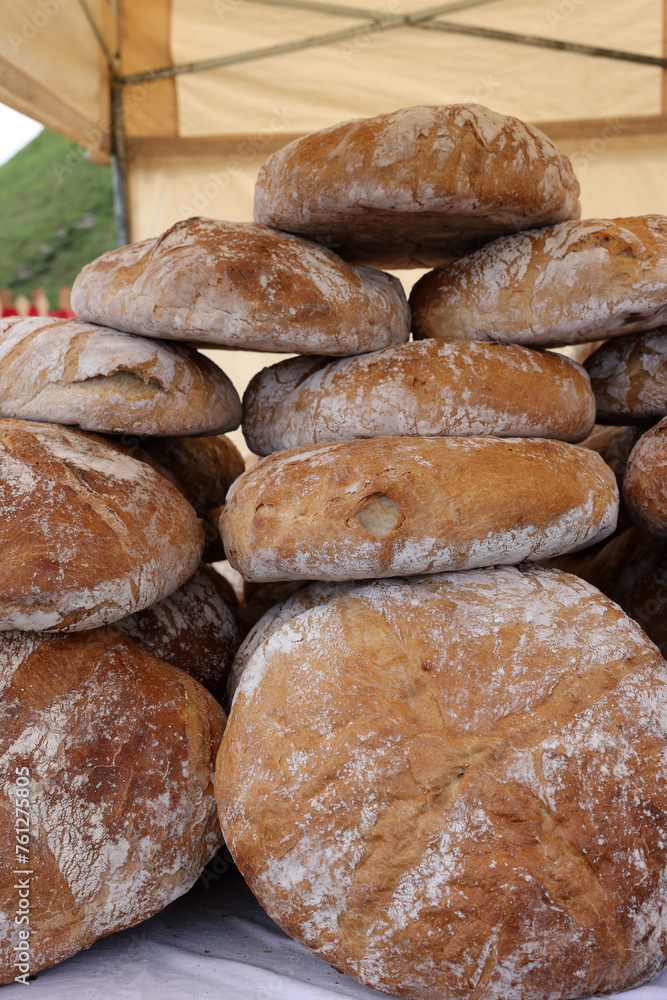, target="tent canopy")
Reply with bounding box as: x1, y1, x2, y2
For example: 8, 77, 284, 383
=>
2, 0, 667, 433
2, 0, 667, 238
